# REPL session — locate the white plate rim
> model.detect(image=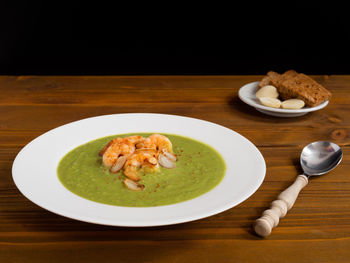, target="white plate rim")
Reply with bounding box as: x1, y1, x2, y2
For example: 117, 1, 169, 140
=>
238, 81, 329, 114
12, 113, 266, 227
